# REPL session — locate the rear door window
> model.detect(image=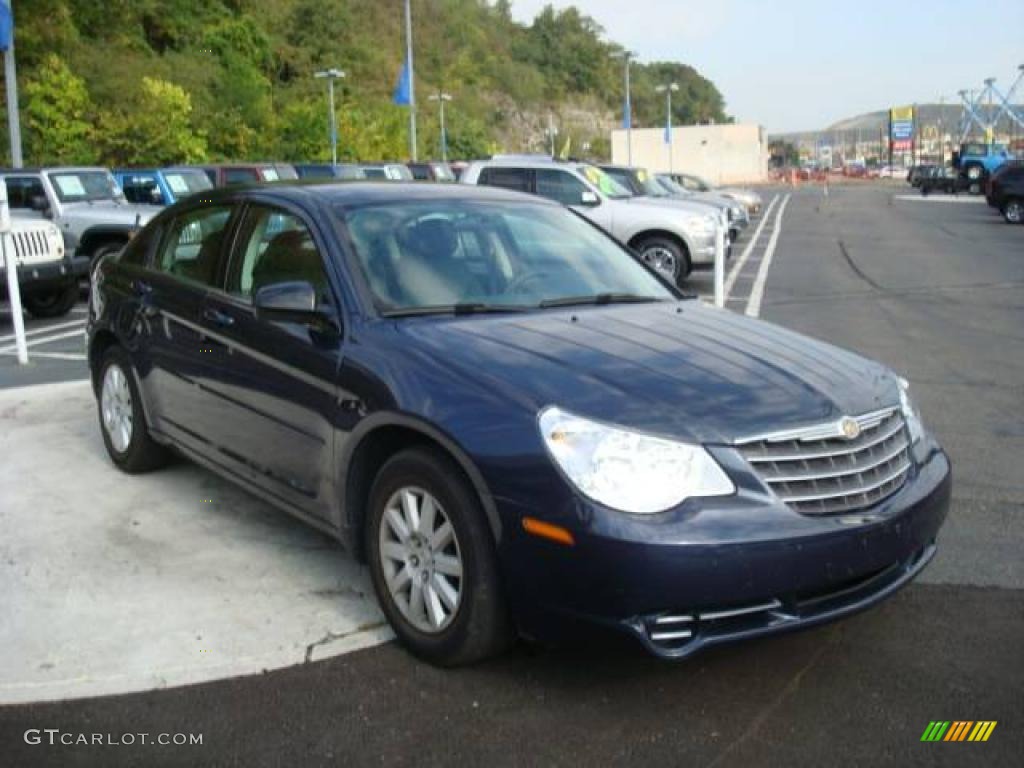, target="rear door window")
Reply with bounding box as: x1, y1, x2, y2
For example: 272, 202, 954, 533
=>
478, 167, 531, 193
157, 205, 235, 287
